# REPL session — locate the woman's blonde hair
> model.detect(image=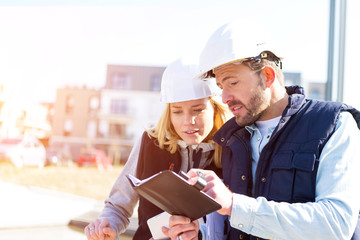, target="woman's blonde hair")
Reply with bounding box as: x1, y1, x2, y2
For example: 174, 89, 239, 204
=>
146, 97, 229, 168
